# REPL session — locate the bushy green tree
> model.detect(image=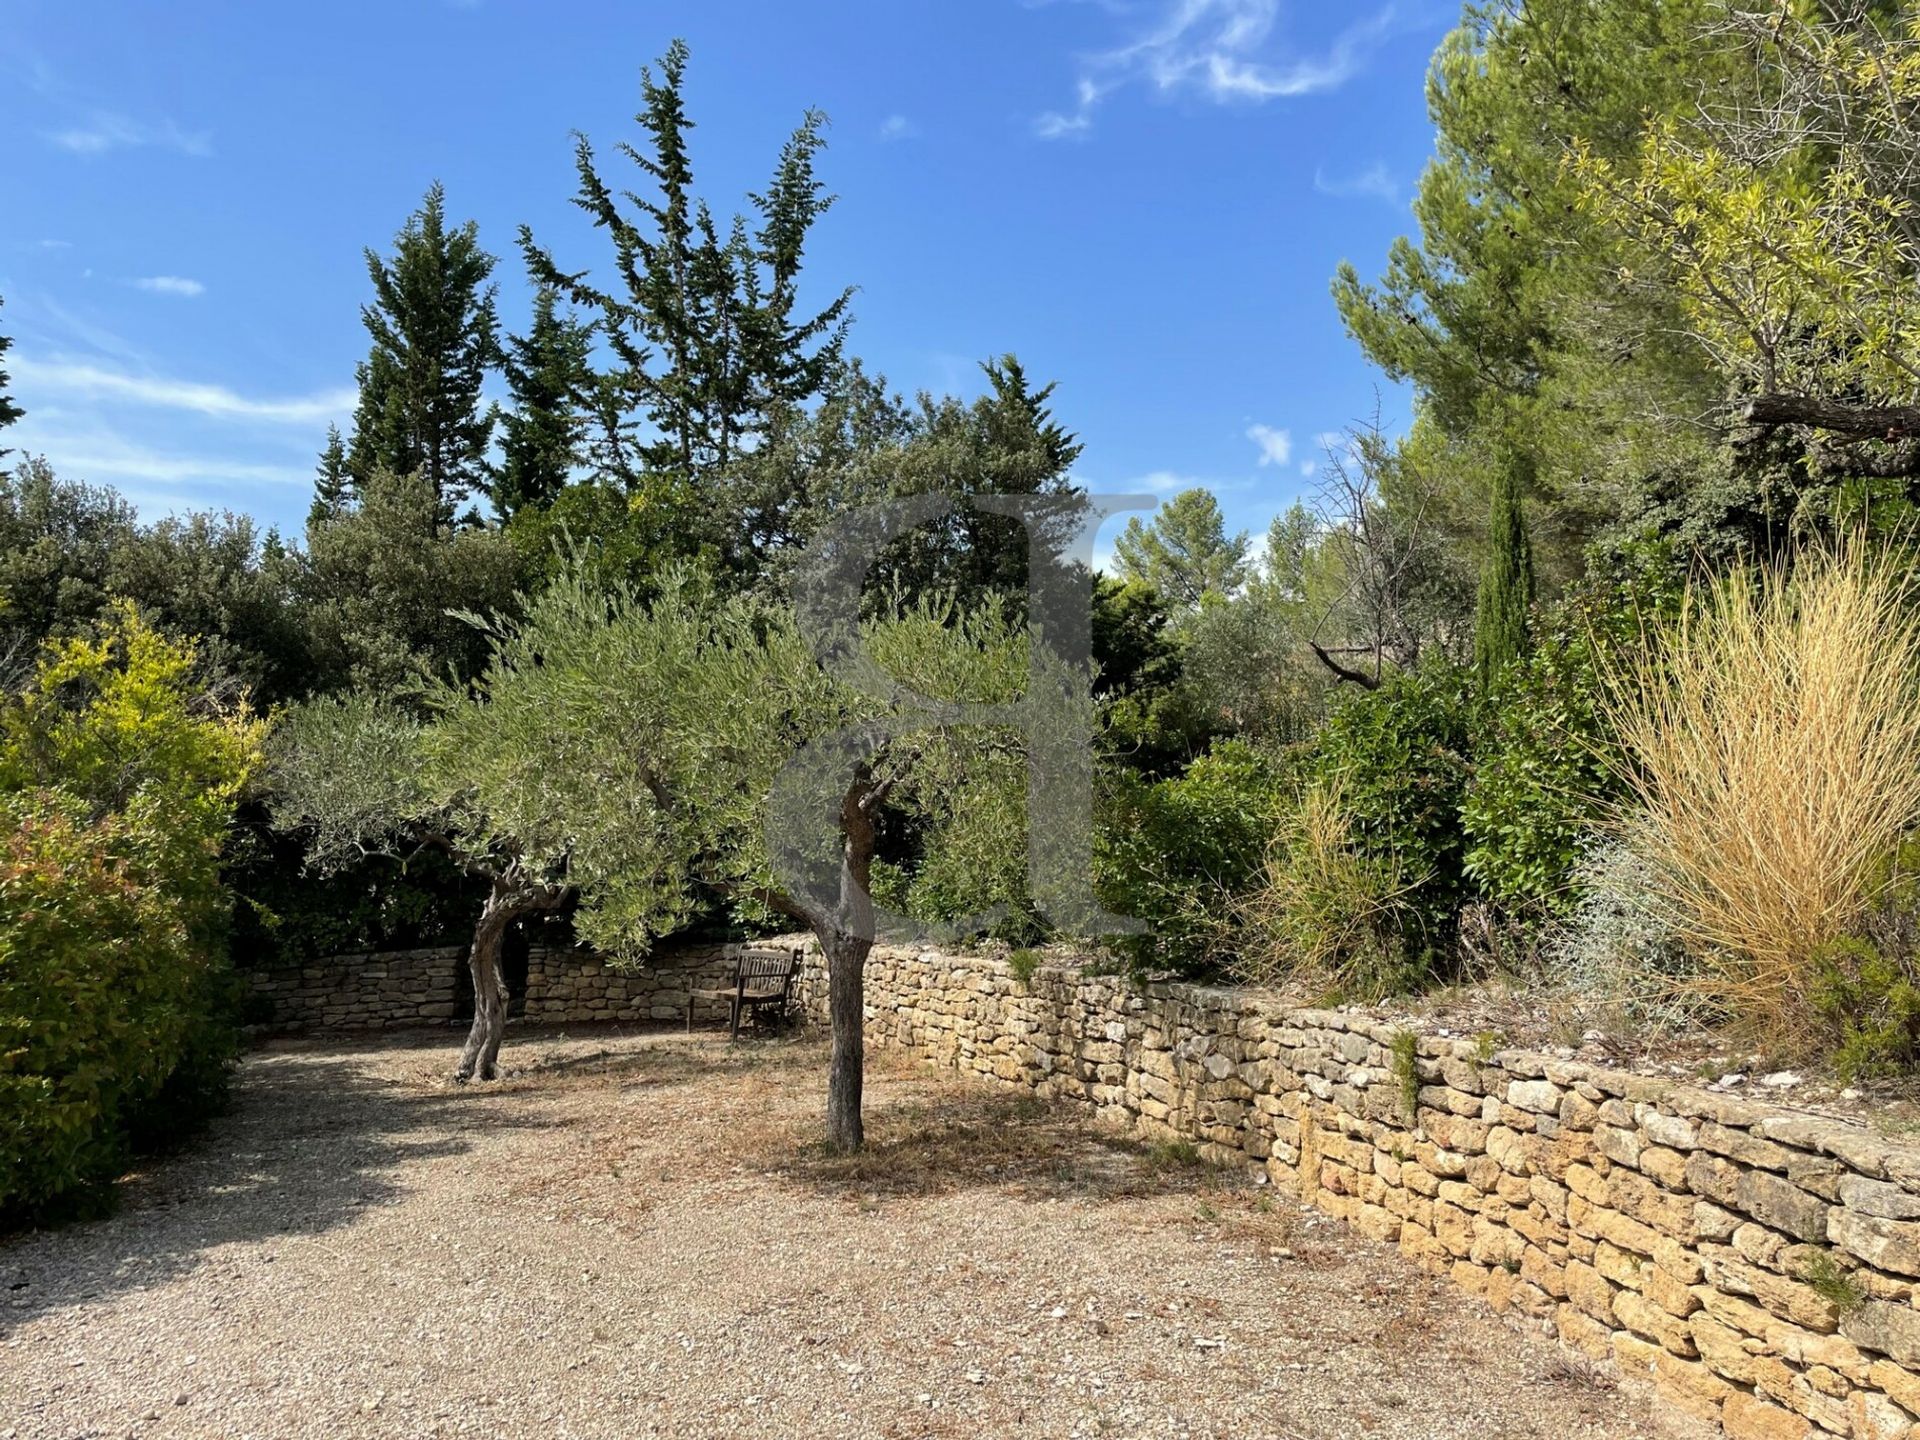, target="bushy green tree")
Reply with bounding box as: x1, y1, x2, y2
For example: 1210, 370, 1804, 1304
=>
1113, 488, 1248, 610
1096, 739, 1291, 975
1463, 566, 1675, 921
298, 467, 522, 693
0, 606, 264, 1221
1334, 0, 1727, 583
491, 286, 592, 518
0, 458, 312, 706
346, 183, 501, 526
1307, 664, 1474, 979
311, 425, 351, 525
272, 562, 1035, 1150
